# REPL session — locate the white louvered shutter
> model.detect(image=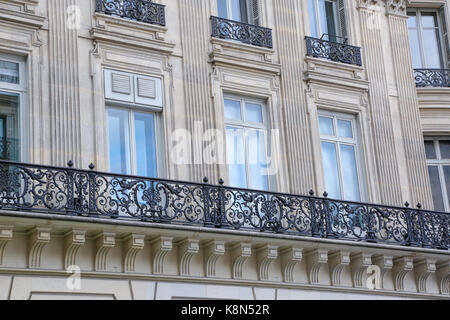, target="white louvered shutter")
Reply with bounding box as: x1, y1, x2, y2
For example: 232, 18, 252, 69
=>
105, 69, 134, 103
440, 6, 450, 67
247, 0, 260, 26
337, 0, 348, 42
134, 75, 163, 108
